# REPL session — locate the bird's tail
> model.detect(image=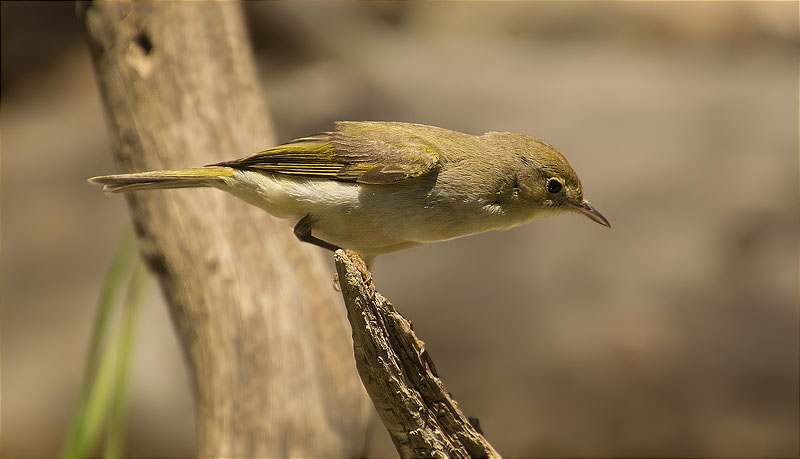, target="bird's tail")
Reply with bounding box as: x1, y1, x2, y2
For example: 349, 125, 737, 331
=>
88, 166, 234, 194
